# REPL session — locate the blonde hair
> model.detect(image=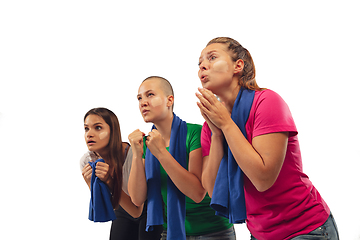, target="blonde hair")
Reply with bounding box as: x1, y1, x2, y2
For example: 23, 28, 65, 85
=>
142, 76, 175, 110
